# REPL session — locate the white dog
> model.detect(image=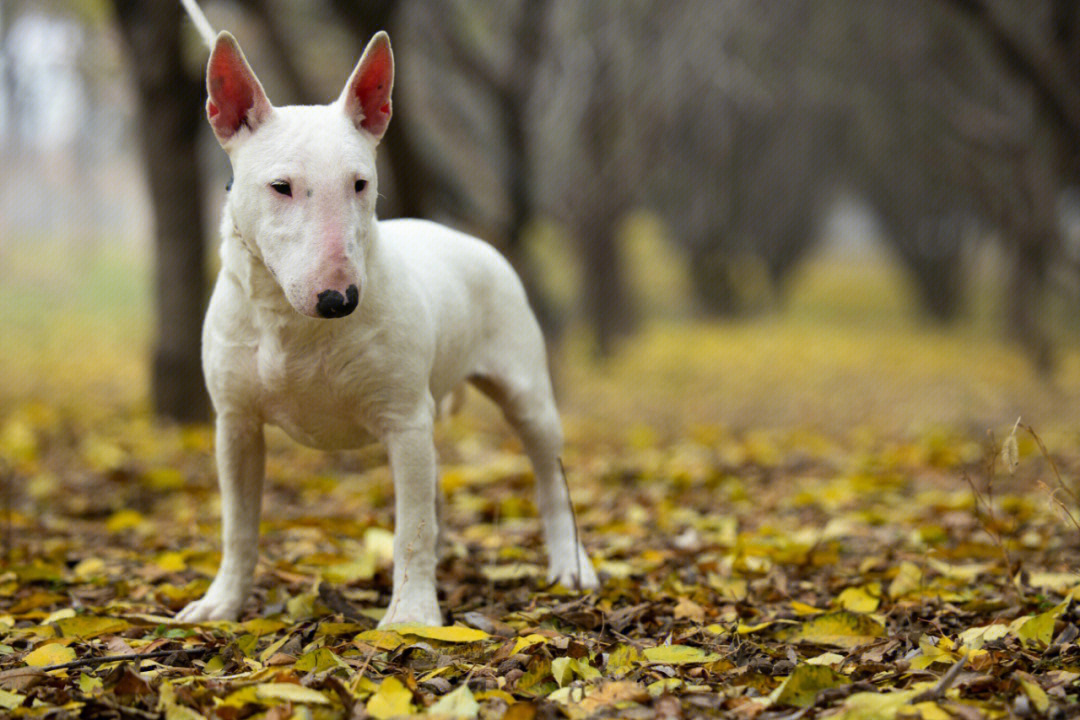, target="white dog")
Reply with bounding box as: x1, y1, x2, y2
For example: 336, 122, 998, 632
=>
173, 29, 597, 626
